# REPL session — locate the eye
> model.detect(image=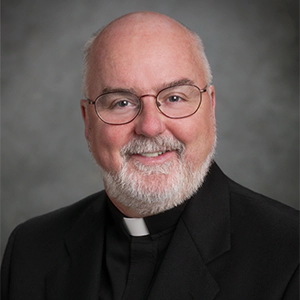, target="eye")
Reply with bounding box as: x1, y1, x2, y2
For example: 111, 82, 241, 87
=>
167, 95, 184, 102
109, 98, 138, 111
116, 100, 130, 107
